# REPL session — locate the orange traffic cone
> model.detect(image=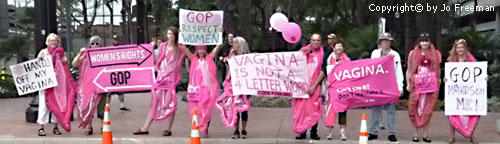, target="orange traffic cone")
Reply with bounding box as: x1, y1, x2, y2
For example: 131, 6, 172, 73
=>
191, 110, 201, 144
359, 113, 368, 144
102, 104, 113, 144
